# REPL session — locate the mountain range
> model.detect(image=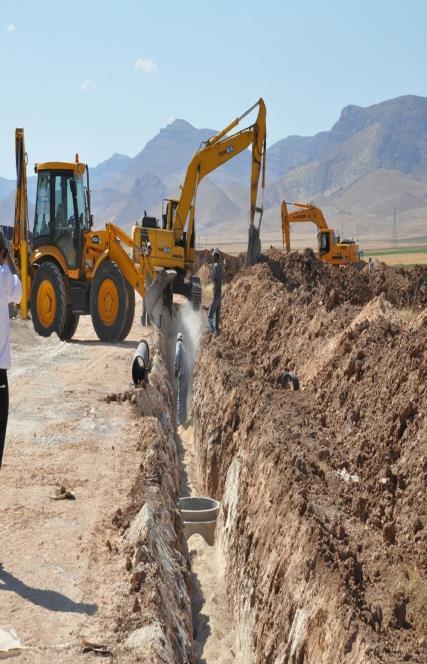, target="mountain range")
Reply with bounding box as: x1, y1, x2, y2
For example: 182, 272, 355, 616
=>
1, 95, 426, 246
